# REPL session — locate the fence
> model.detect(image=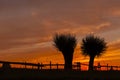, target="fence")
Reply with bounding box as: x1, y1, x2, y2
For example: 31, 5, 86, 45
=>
0, 61, 120, 71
